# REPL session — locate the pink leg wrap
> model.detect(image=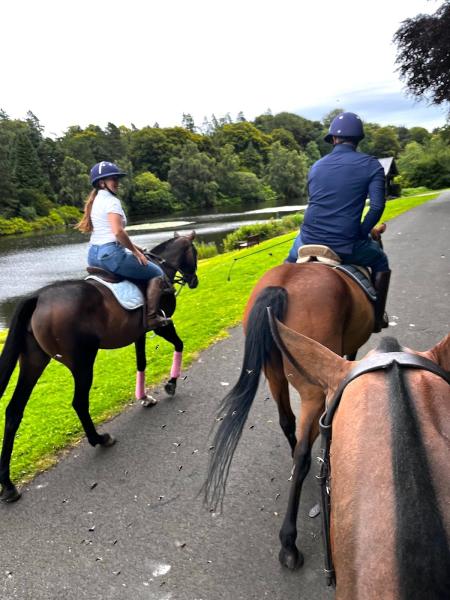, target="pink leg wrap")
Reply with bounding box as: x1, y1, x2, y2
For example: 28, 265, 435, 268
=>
170, 351, 182, 379
135, 371, 146, 400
